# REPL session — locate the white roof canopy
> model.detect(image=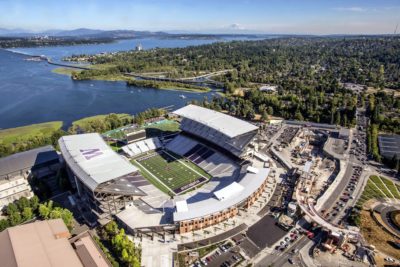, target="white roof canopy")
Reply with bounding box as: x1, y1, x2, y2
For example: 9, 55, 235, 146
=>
247, 166, 259, 174
59, 133, 138, 191
173, 104, 258, 138
214, 182, 244, 201
175, 200, 188, 213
